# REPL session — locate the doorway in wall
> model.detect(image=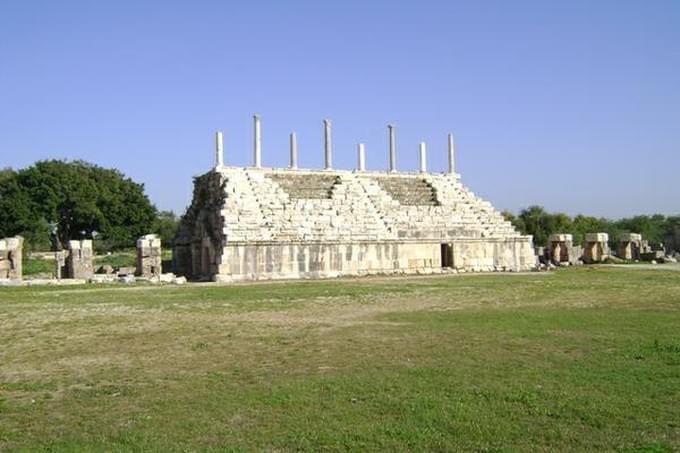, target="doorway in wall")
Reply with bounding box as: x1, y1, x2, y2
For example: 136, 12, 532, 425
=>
440, 243, 453, 268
